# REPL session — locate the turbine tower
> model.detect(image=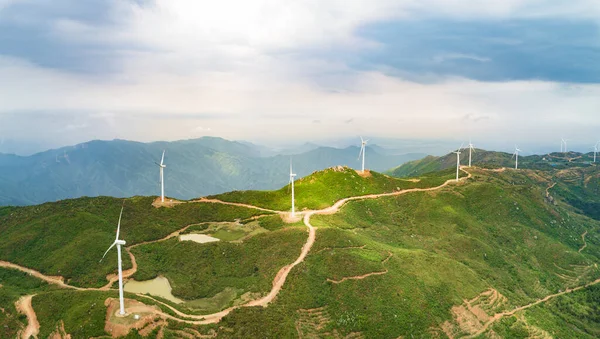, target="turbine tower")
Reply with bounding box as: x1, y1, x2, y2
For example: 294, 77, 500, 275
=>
453, 145, 463, 181
561, 138, 568, 153
289, 159, 297, 217
468, 140, 475, 168
512, 146, 522, 170
594, 142, 599, 163
357, 137, 369, 173
100, 205, 127, 316
155, 150, 166, 202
